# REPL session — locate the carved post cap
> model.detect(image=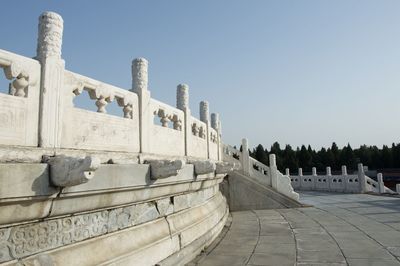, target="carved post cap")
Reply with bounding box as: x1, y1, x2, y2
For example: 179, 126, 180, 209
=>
269, 154, 276, 167
377, 173, 383, 183
241, 138, 249, 151
131, 57, 149, 93
37, 11, 64, 60
285, 168, 290, 176
357, 163, 364, 174
176, 84, 189, 111
211, 113, 219, 130
326, 166, 332, 176
341, 165, 347, 175
312, 167, 317, 176
200, 101, 209, 123
298, 168, 303, 176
